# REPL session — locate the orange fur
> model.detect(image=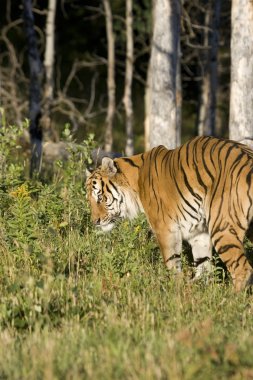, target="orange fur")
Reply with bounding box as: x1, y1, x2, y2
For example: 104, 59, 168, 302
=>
86, 136, 253, 291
